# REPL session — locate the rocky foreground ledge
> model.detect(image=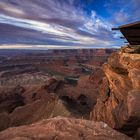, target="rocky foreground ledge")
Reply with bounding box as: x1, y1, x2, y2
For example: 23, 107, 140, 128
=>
0, 117, 132, 140
92, 46, 140, 138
